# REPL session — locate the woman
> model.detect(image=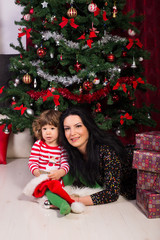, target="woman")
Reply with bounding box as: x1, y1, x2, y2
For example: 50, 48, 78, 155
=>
59, 106, 127, 206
